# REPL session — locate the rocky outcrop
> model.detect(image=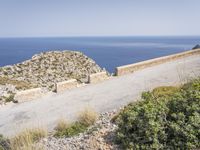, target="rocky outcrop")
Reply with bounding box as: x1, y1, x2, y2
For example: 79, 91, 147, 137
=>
192, 44, 200, 49
0, 50, 104, 104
